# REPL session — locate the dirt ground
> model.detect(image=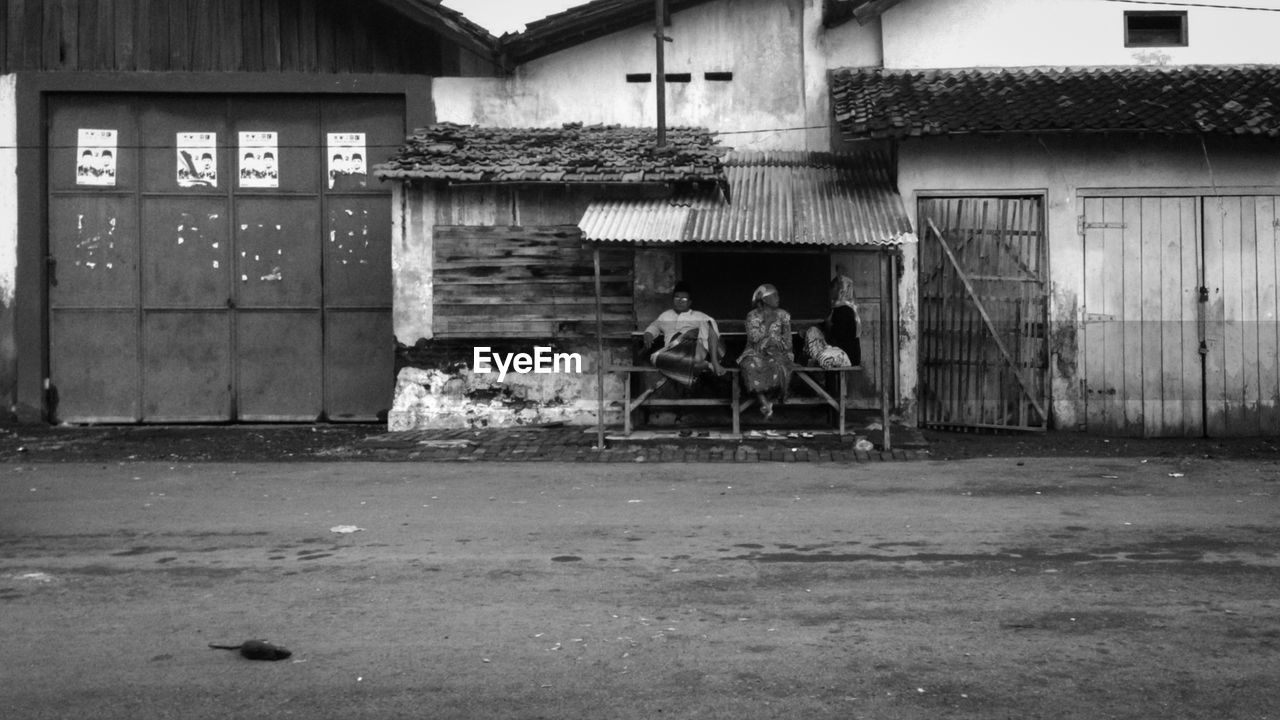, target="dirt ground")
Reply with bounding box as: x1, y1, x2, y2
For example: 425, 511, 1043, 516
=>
2, 459, 1278, 720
